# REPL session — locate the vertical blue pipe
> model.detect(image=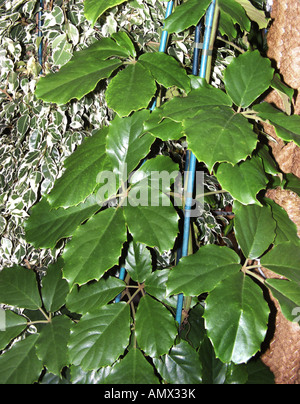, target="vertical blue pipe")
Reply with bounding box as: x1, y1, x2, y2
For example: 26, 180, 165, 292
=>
116, 1, 174, 301
175, 0, 217, 326
38, 0, 43, 69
